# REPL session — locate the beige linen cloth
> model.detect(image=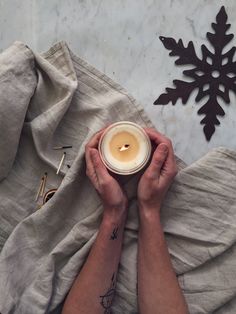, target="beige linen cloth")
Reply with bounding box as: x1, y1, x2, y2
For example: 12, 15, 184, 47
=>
0, 41, 236, 314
